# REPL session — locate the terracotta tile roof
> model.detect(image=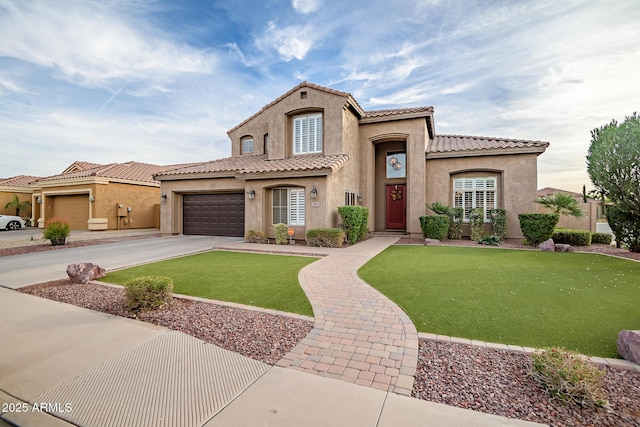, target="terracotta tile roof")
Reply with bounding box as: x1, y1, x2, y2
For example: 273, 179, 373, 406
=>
154, 154, 349, 178
0, 175, 41, 188
61, 161, 105, 174
364, 106, 434, 118
428, 134, 549, 156
37, 161, 191, 184
227, 81, 364, 134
